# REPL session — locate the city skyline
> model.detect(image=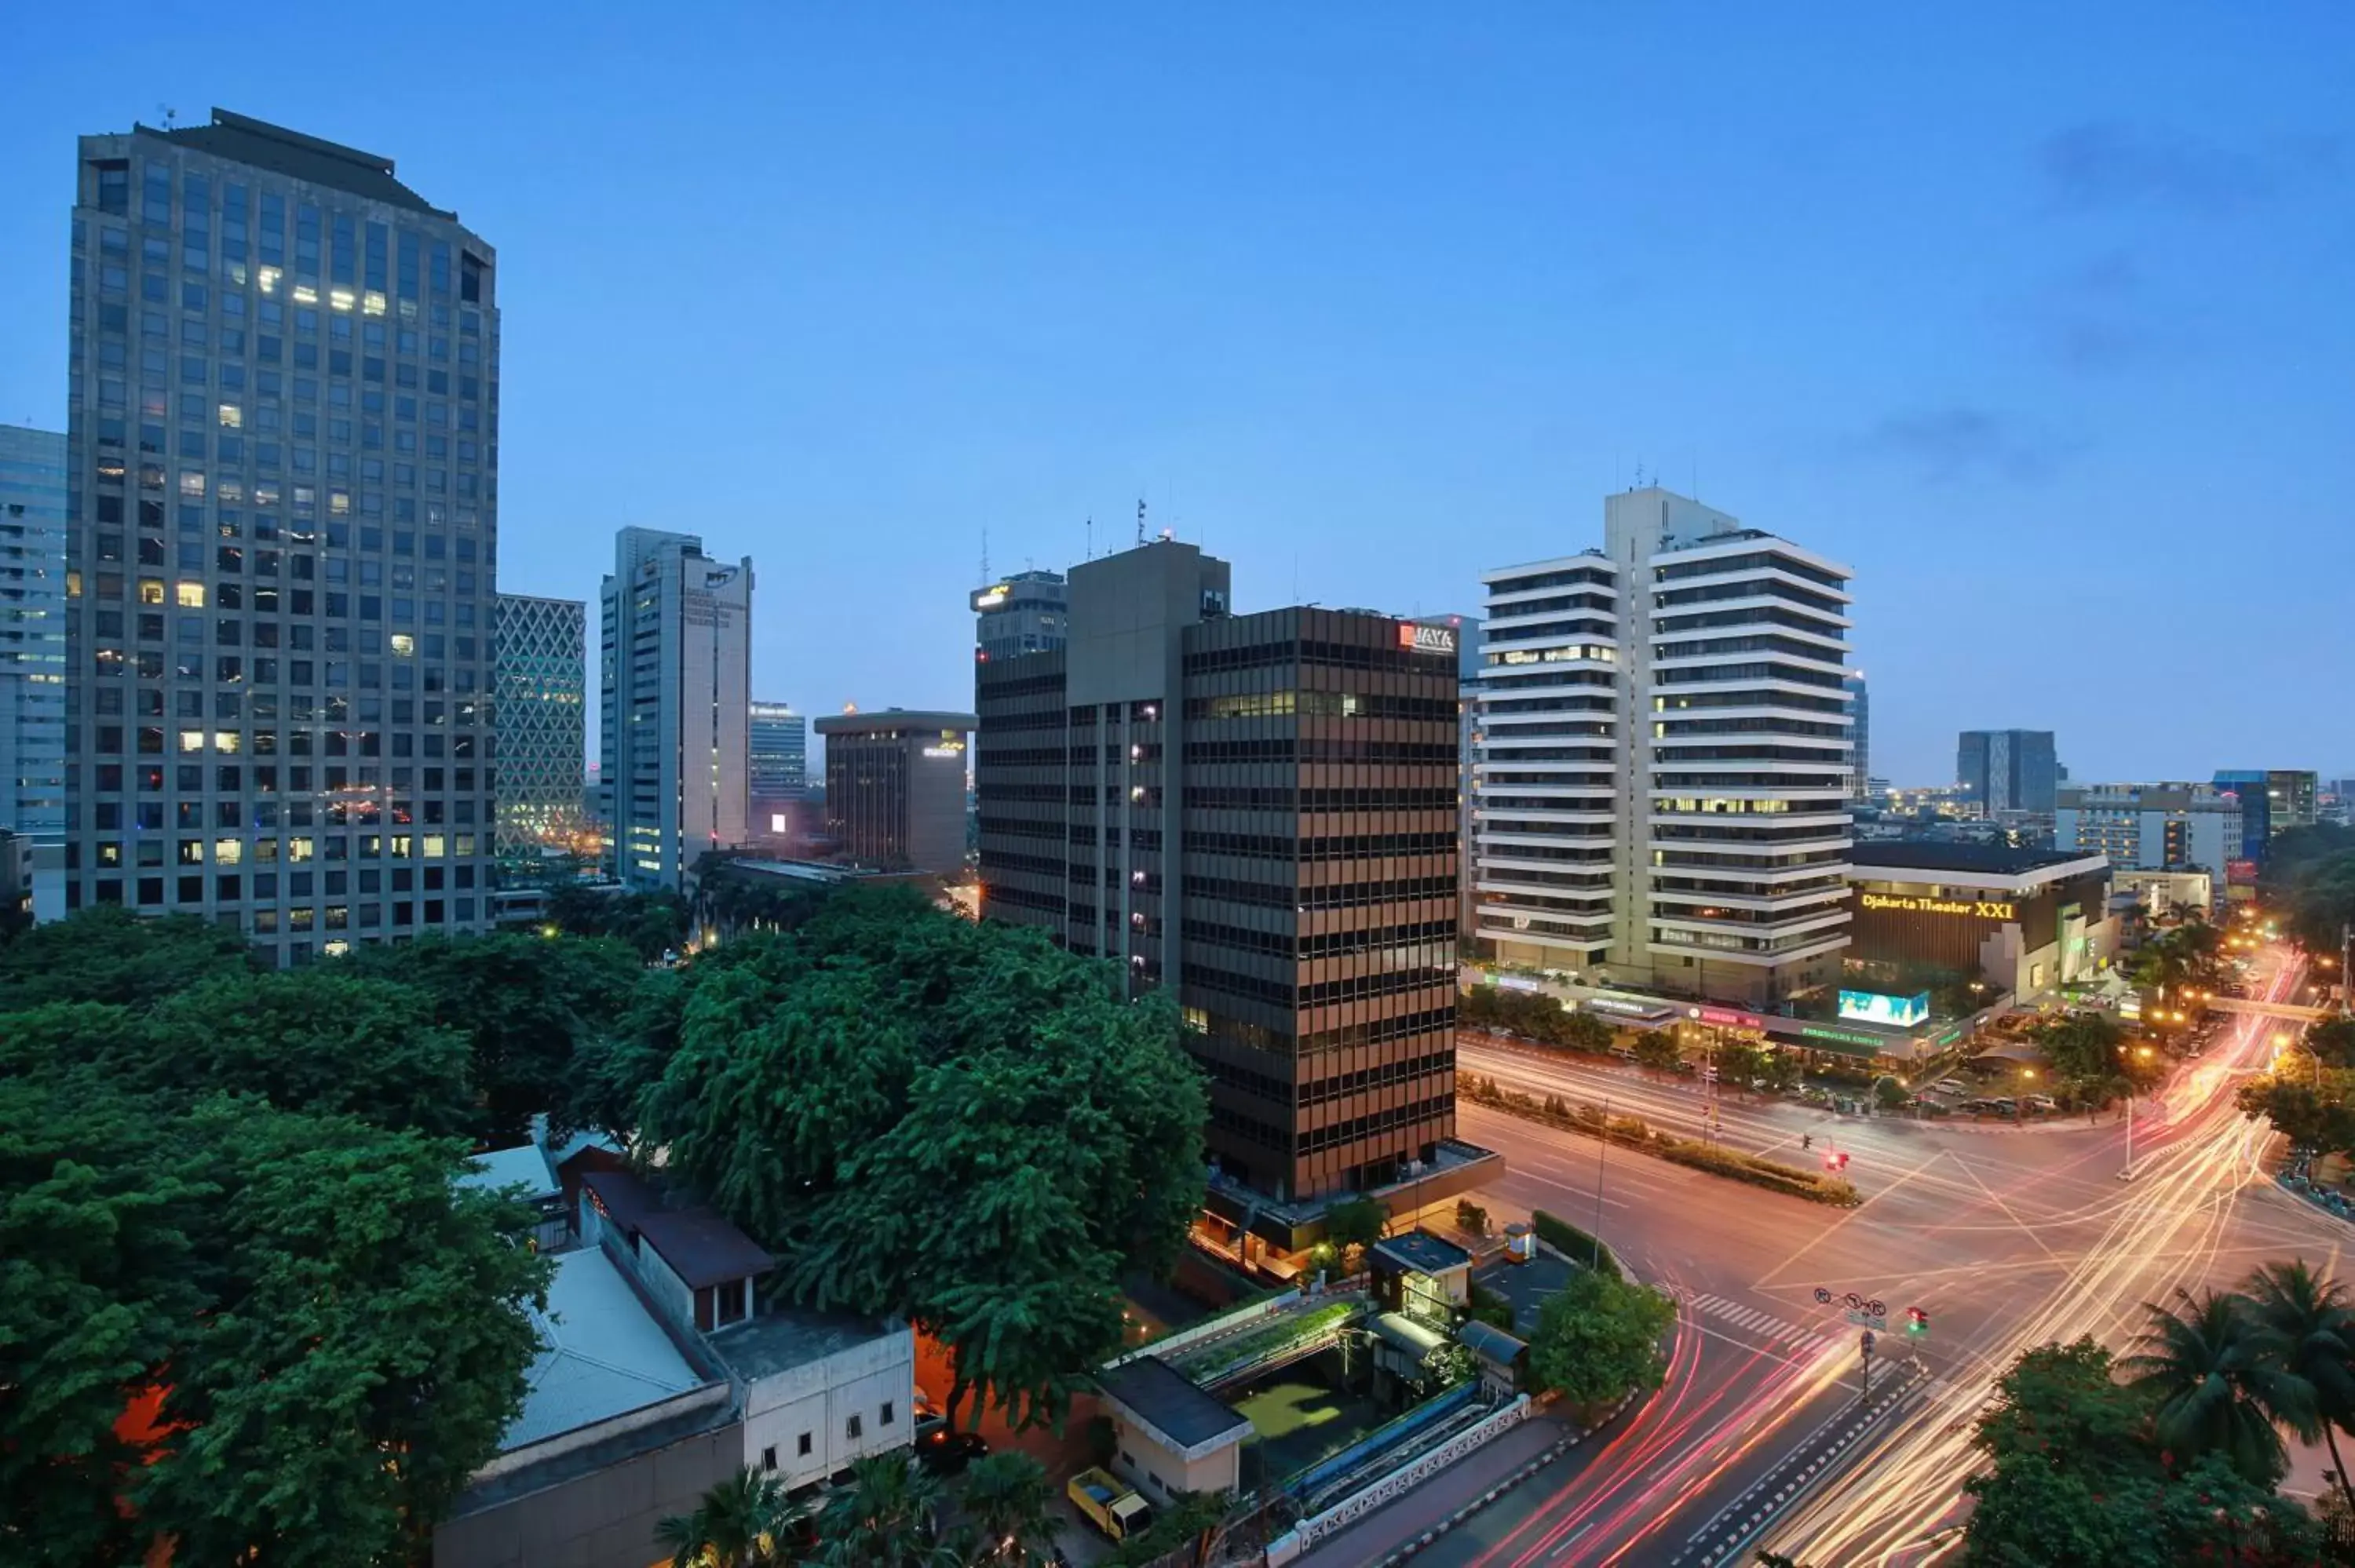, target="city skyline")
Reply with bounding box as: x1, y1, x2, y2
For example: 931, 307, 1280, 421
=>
2, 6, 2350, 789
